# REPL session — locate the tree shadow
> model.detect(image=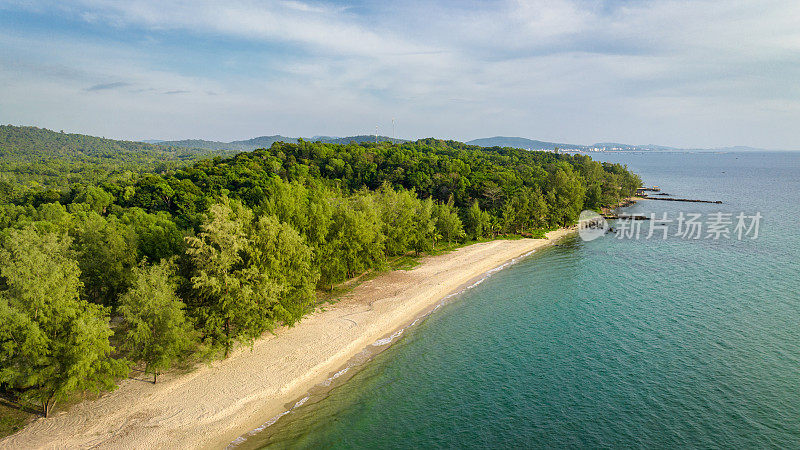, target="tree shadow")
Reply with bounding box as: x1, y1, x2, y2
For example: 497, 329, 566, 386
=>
0, 393, 39, 416
127, 368, 155, 384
